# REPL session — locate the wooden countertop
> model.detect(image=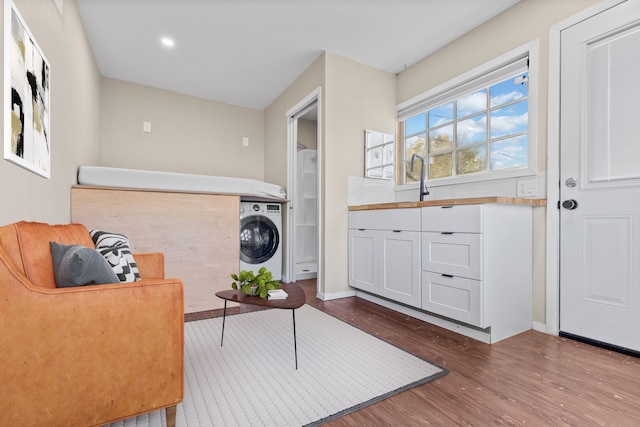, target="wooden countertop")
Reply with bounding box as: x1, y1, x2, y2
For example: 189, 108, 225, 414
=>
348, 197, 547, 211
